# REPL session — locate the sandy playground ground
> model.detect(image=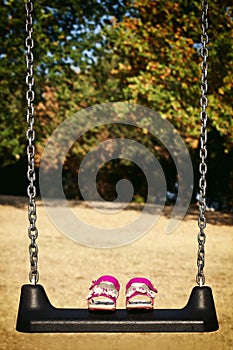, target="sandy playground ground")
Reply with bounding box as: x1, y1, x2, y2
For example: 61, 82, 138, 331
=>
0, 196, 232, 350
